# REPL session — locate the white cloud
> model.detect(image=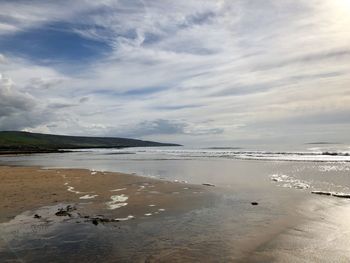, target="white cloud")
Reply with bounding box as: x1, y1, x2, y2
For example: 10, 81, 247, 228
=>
0, 0, 349, 145
0, 73, 55, 130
